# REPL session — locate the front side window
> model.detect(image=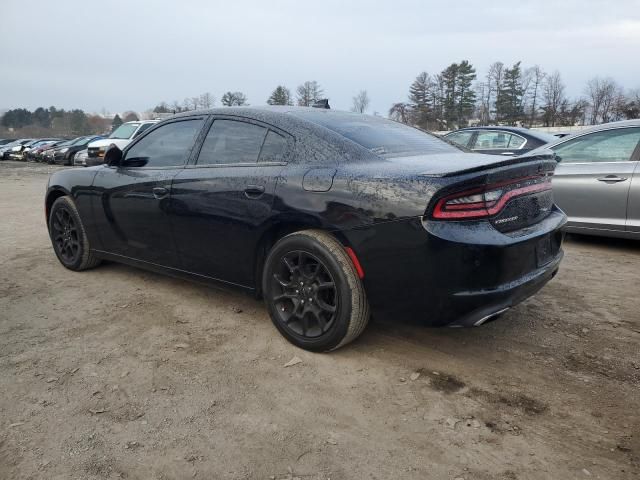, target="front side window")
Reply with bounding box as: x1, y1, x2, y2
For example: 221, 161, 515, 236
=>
445, 131, 474, 148
197, 119, 267, 165
124, 119, 204, 167
553, 127, 640, 163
